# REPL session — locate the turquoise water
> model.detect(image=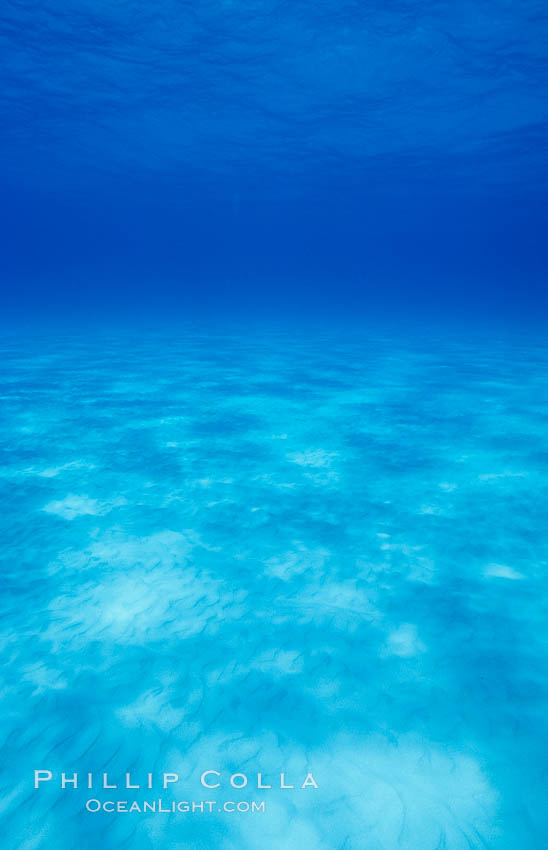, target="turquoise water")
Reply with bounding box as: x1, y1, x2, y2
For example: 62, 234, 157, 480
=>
1, 324, 547, 849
